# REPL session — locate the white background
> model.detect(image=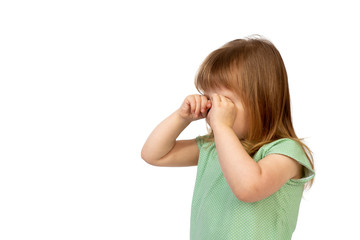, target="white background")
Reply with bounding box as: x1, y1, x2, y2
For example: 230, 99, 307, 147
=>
1, 0, 359, 239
